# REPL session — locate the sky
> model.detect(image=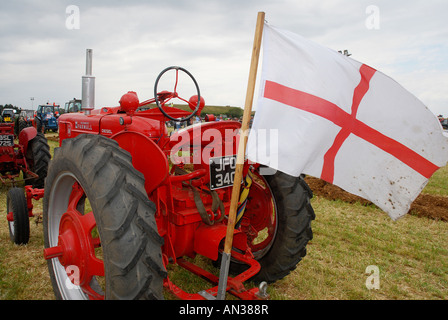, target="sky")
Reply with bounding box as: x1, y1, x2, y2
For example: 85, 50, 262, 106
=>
0, 0, 447, 116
